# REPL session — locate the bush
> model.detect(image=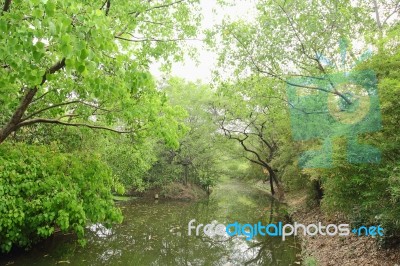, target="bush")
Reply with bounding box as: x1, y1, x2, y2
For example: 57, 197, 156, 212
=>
0, 143, 123, 253
314, 46, 400, 246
